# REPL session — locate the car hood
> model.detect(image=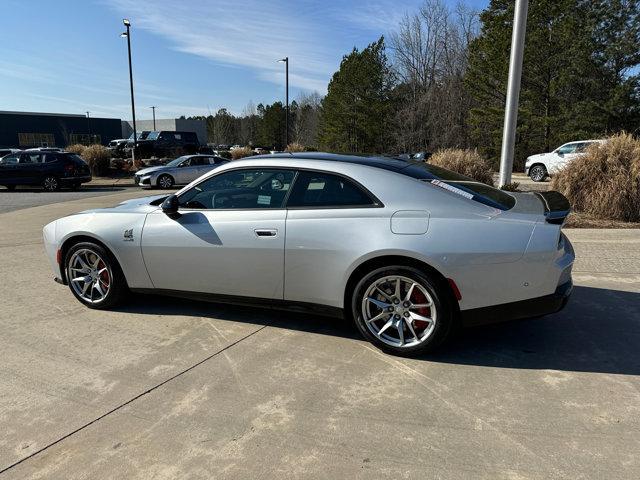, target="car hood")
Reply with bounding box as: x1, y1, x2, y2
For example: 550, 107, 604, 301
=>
136, 166, 168, 176
527, 153, 549, 161
73, 194, 167, 215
